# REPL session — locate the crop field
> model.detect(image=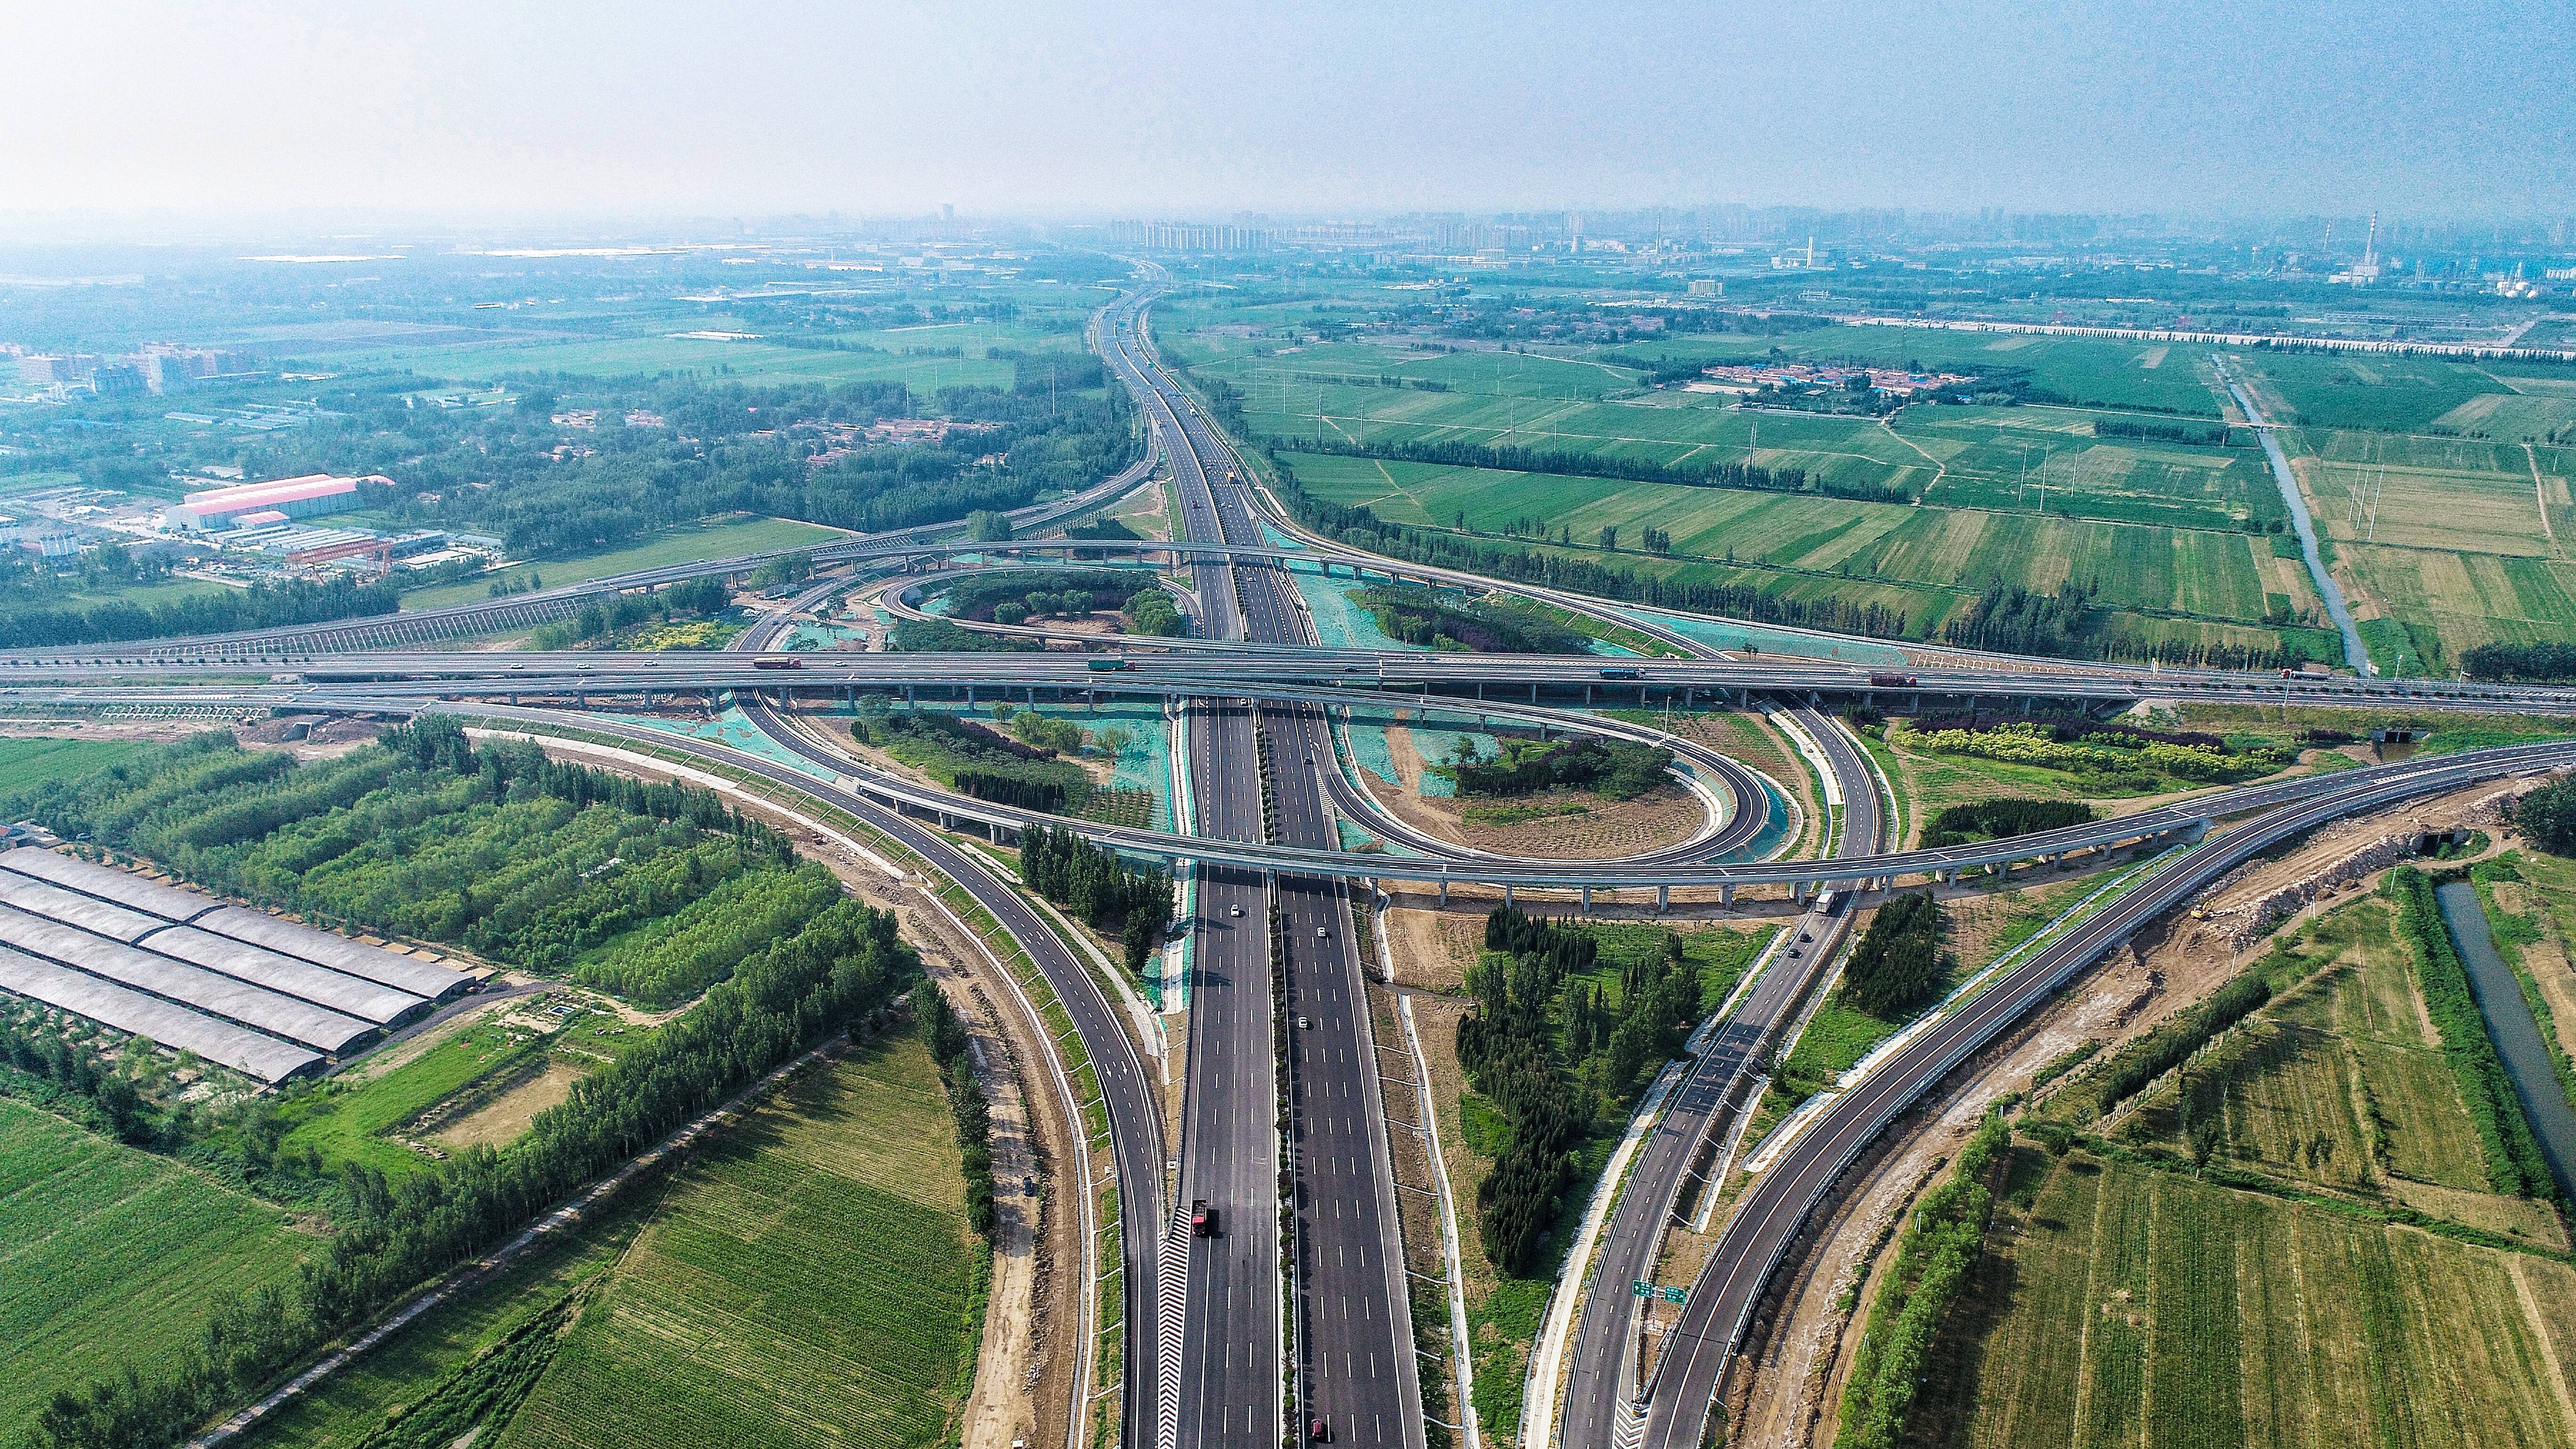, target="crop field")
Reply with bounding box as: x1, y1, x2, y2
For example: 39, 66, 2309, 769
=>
2428, 390, 2576, 441
1898, 406, 2285, 531
2232, 352, 2531, 433
0, 1099, 309, 1440
1593, 326, 2236, 416
1910, 1152, 2576, 1449
492, 1038, 979, 1449
400, 515, 845, 609
2294, 435, 2555, 557
1168, 321, 1646, 402
0, 736, 146, 792
2334, 541, 2576, 664
271, 302, 1099, 392
1286, 449, 2311, 660
2281, 431, 2576, 661
325, 333, 1023, 390
2122, 898, 2505, 1202
231, 1192, 650, 1449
